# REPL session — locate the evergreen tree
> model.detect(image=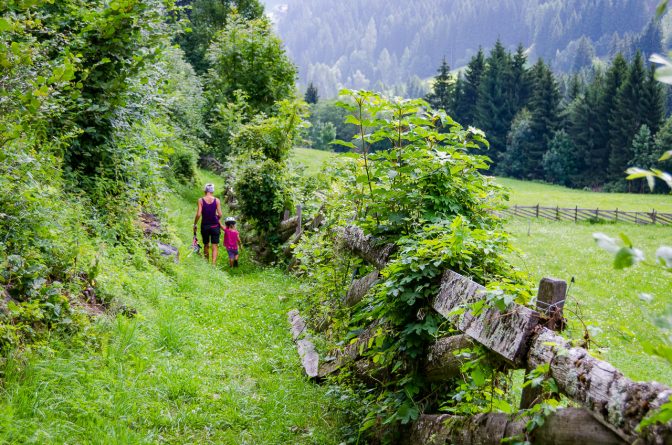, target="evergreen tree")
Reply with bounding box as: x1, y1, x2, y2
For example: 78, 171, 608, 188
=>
305, 82, 319, 104
456, 48, 485, 126
629, 125, 659, 192
501, 109, 533, 178
608, 52, 648, 182
589, 53, 627, 184
525, 59, 560, 179
476, 40, 514, 163
567, 74, 601, 186
425, 58, 455, 114
543, 130, 578, 186
510, 44, 531, 113
641, 65, 665, 134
